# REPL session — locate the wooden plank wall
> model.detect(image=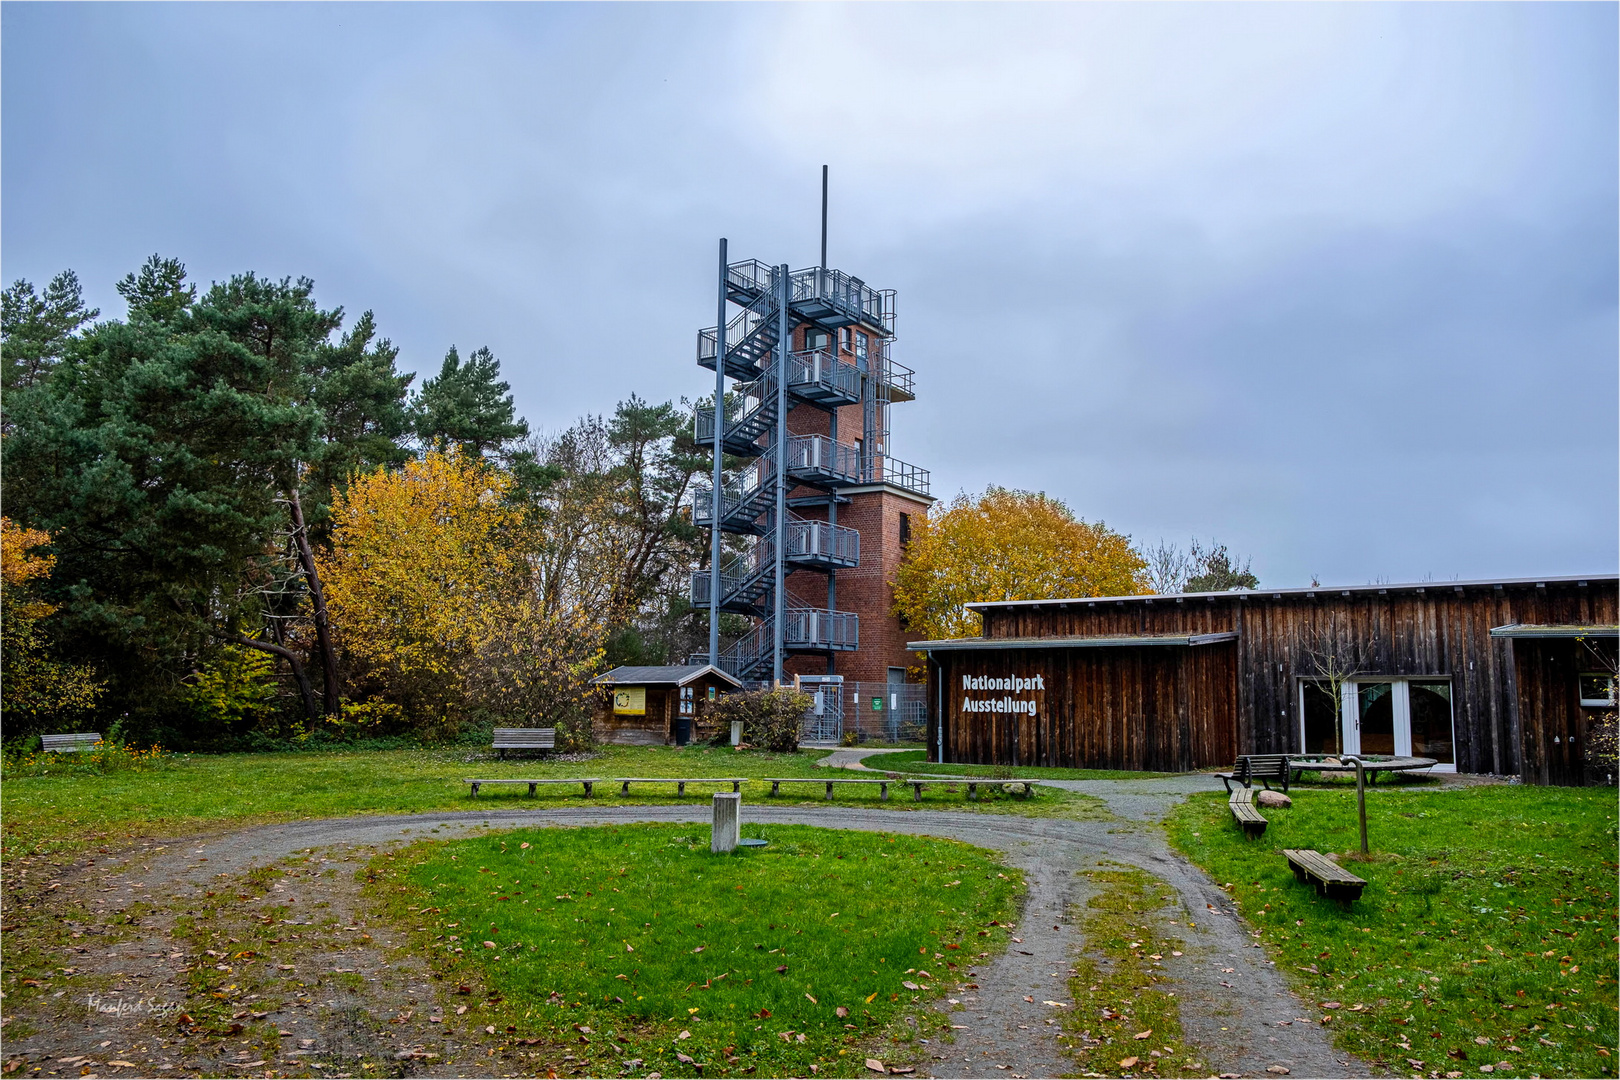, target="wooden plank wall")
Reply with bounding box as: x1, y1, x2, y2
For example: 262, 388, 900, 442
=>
955, 580, 1617, 779
934, 644, 1237, 771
